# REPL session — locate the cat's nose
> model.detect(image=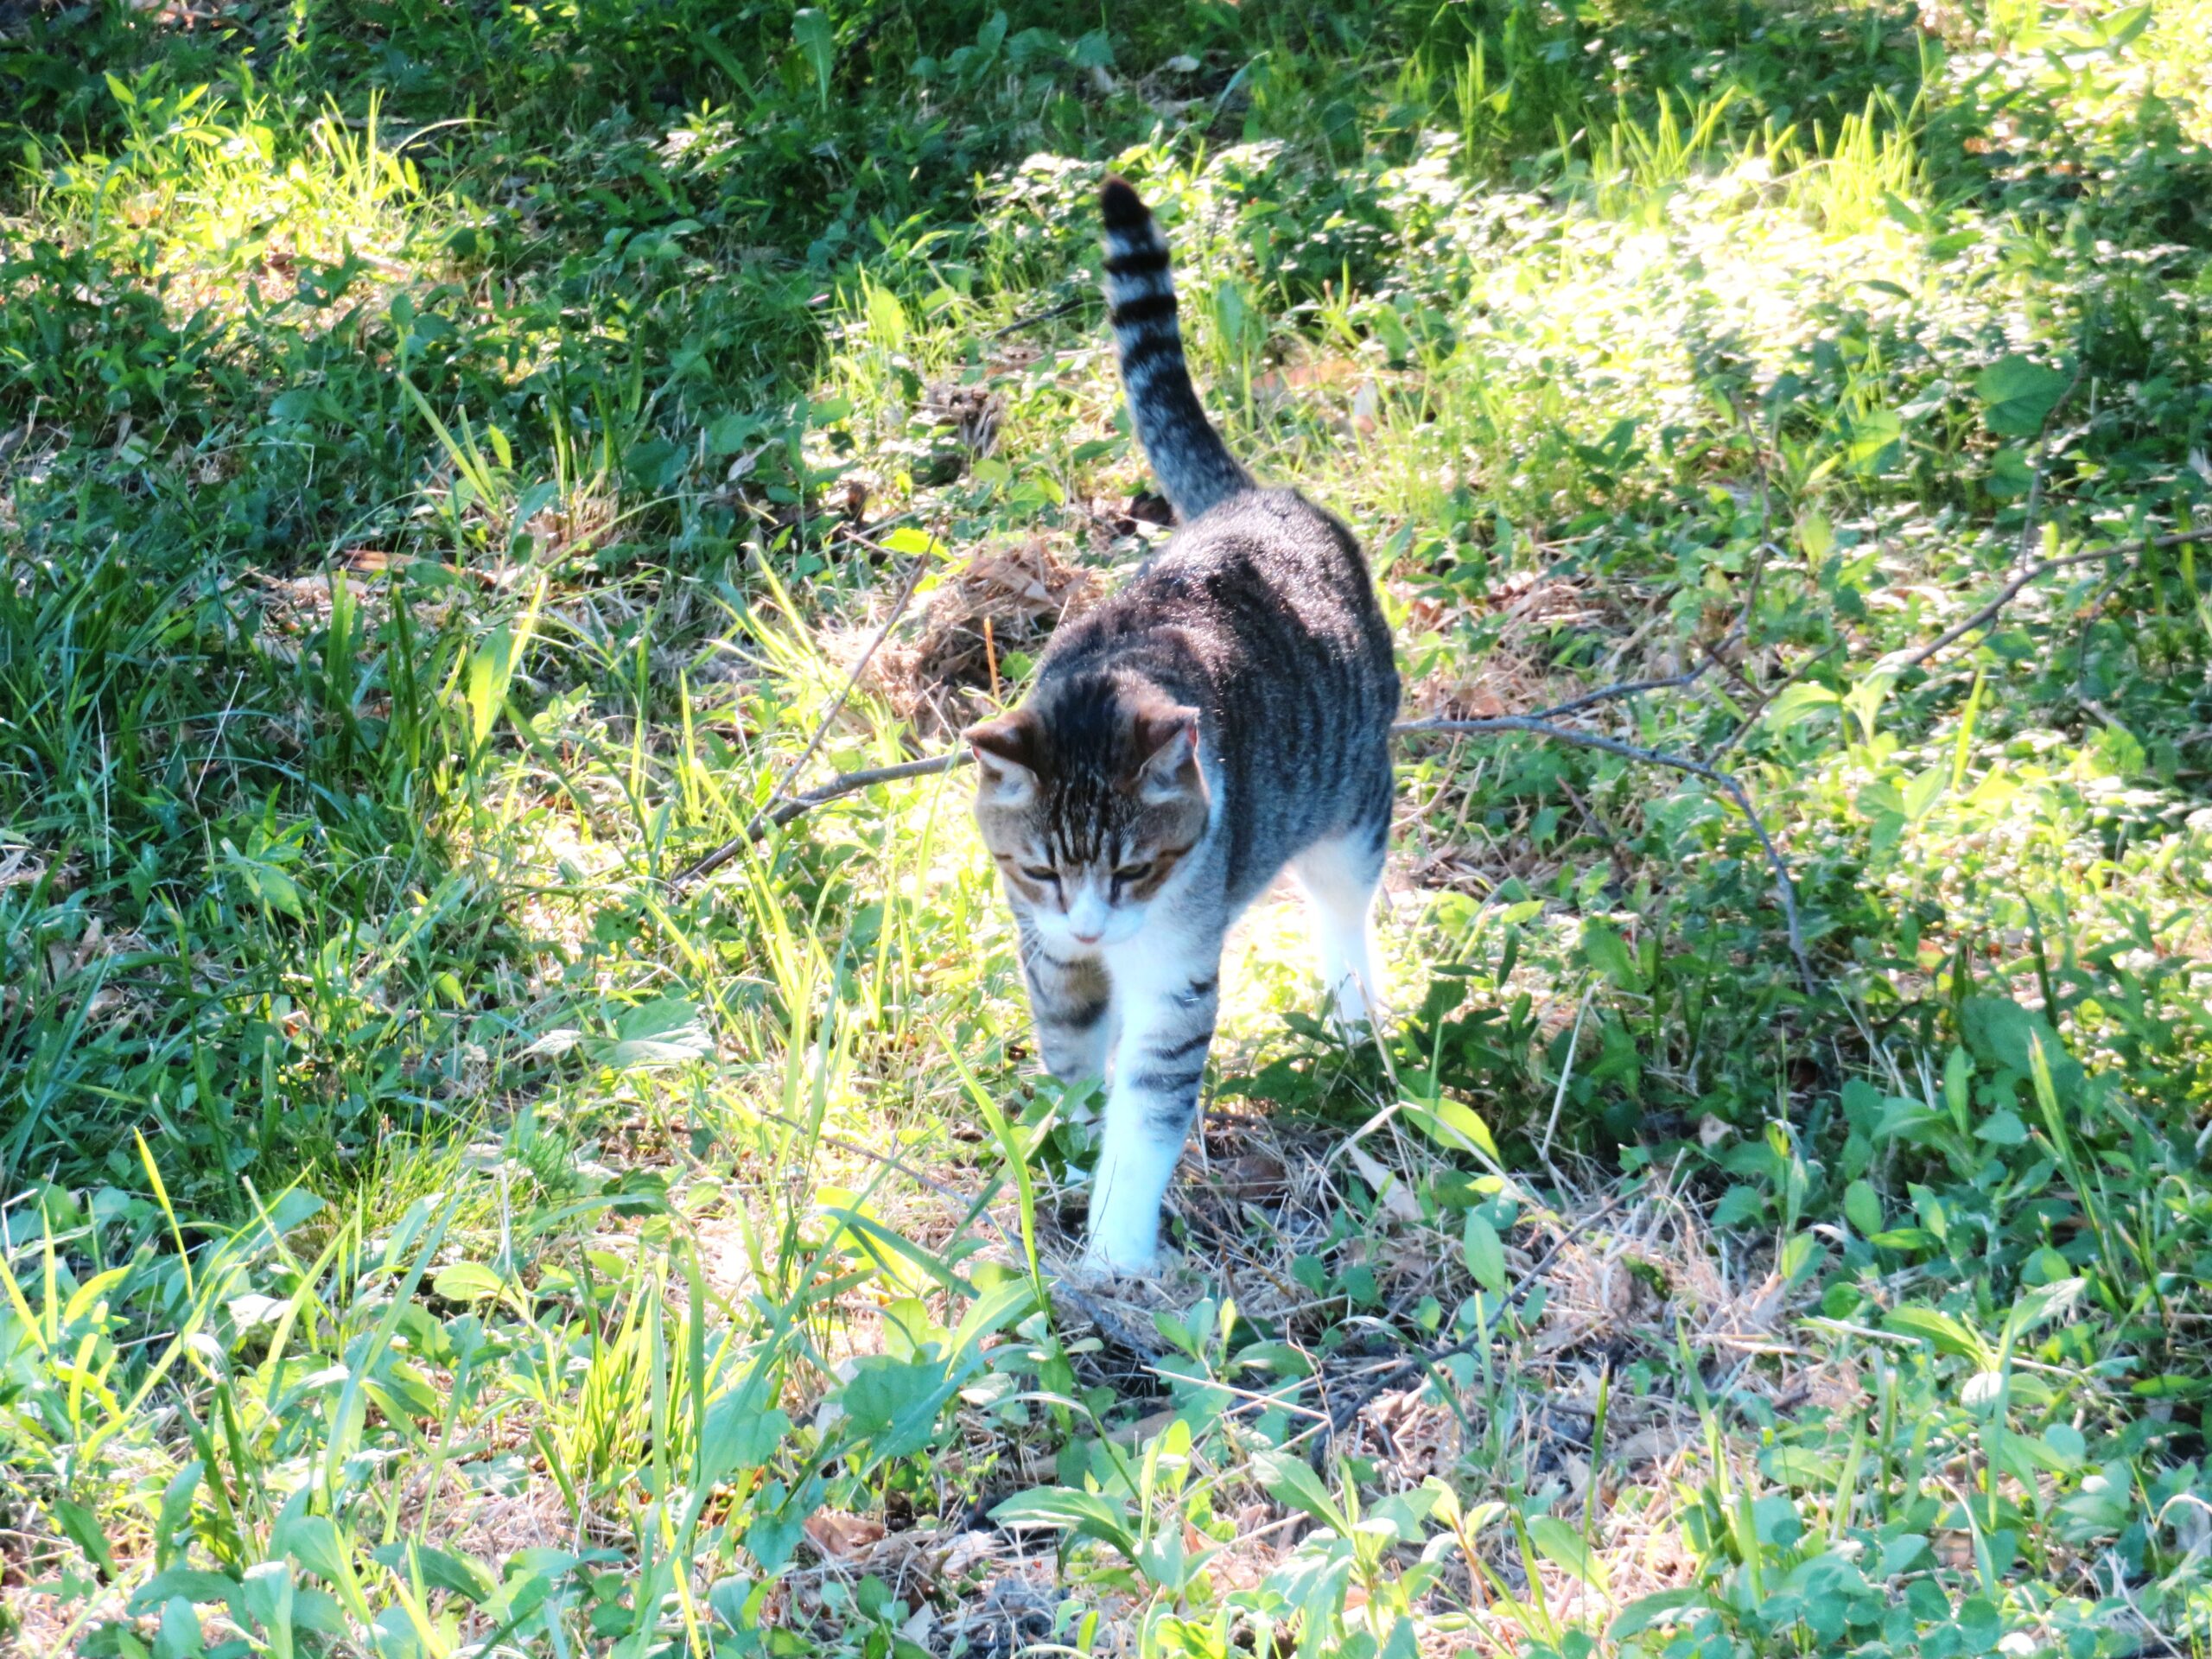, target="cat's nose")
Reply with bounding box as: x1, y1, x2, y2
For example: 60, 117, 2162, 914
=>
1071, 926, 1103, 944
